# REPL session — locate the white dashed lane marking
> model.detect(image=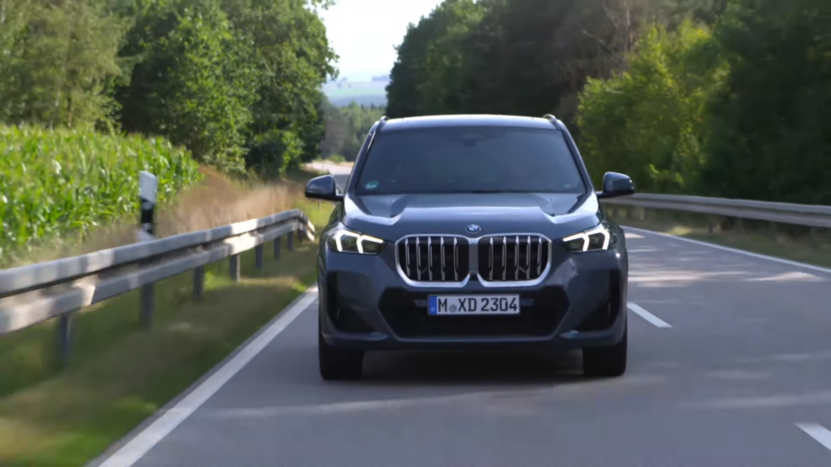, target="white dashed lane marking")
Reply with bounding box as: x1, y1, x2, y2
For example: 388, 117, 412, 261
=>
796, 423, 831, 453
627, 302, 672, 328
